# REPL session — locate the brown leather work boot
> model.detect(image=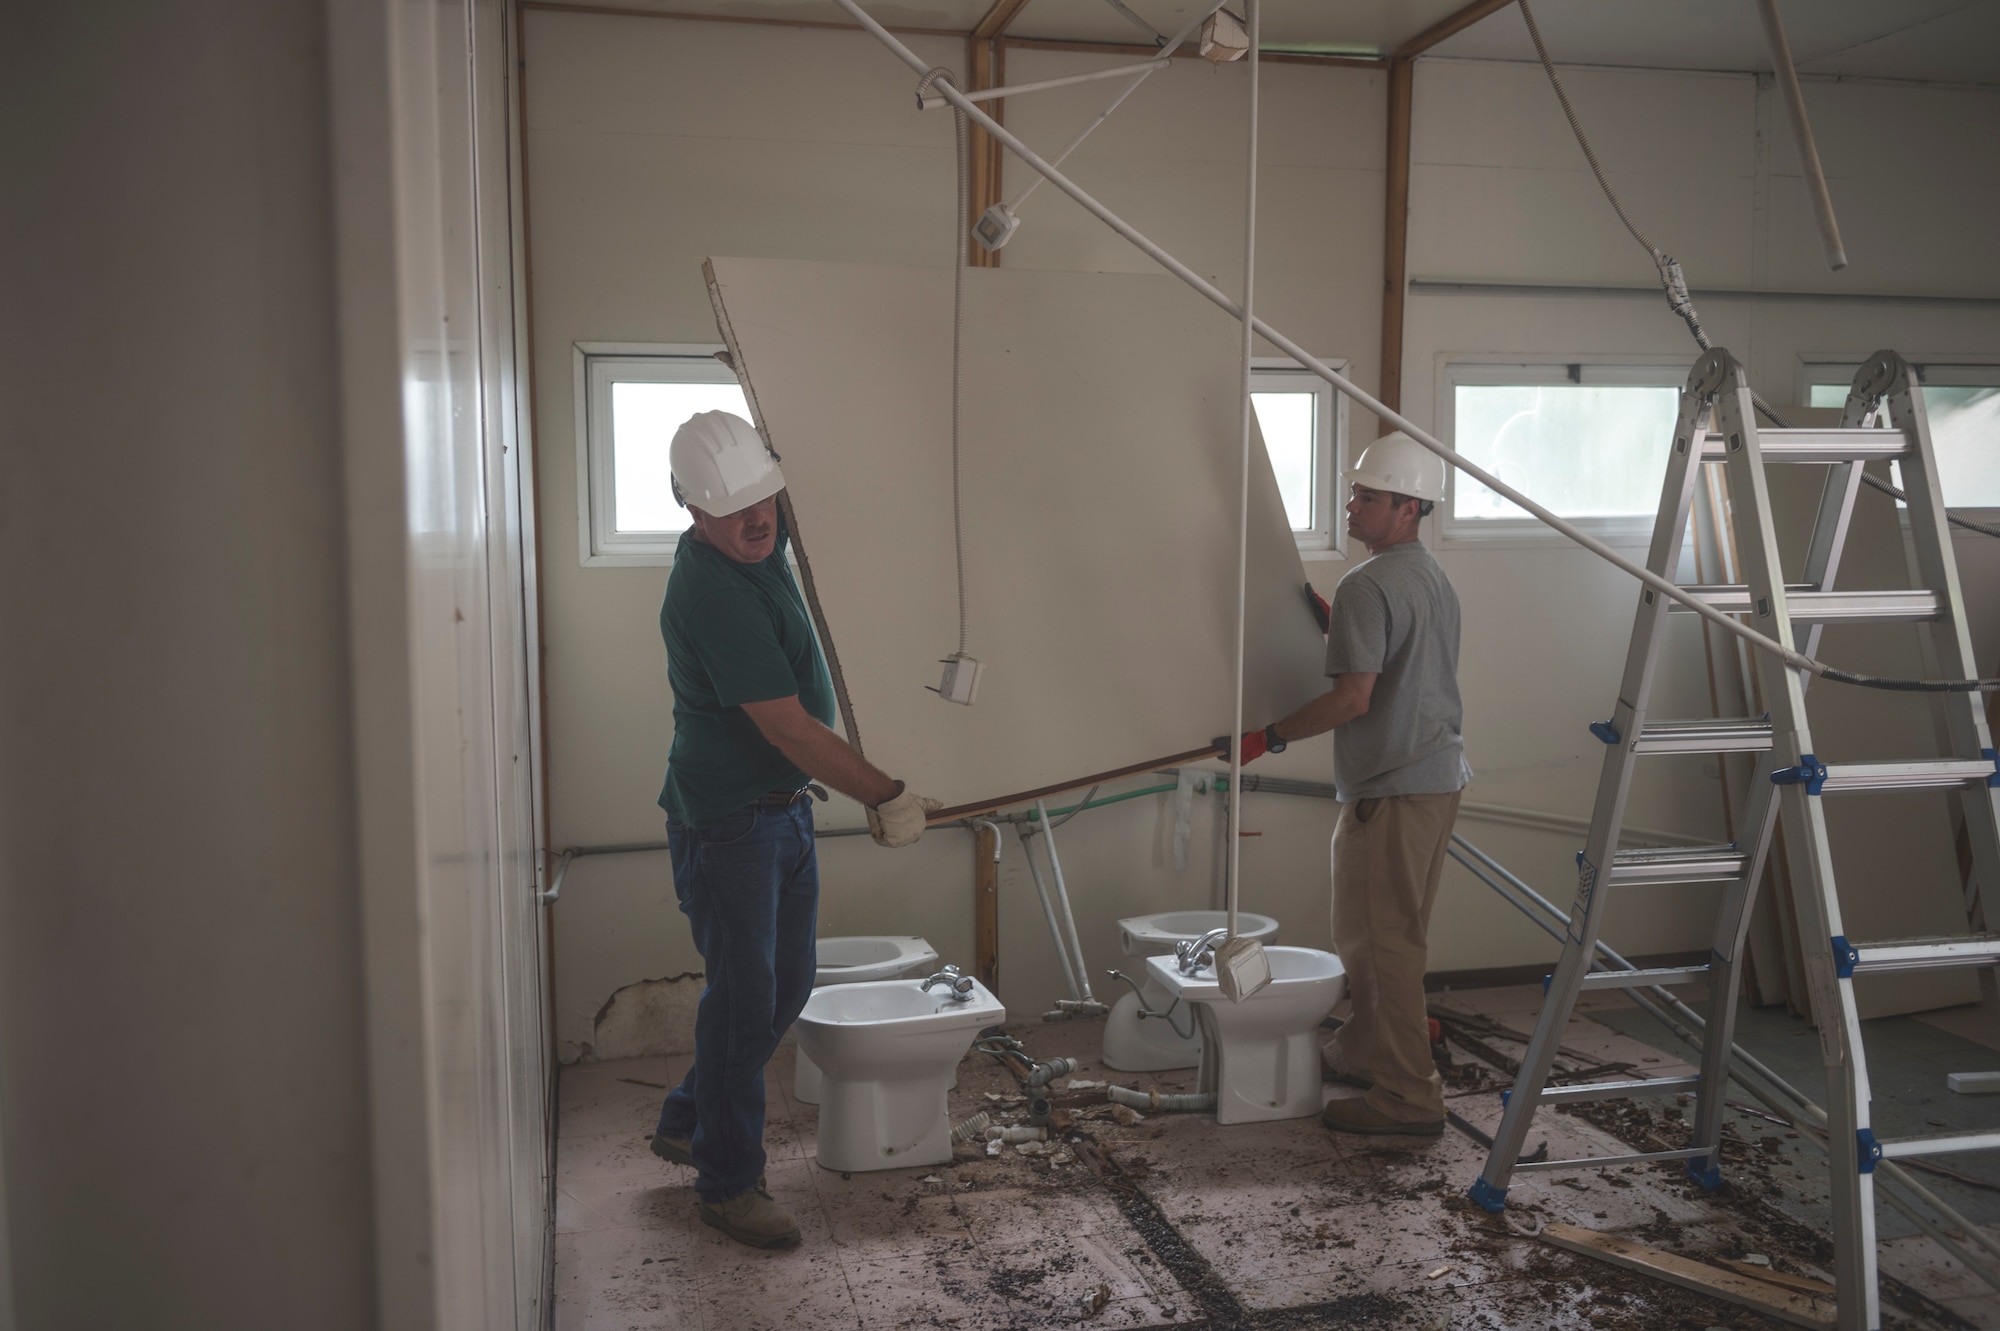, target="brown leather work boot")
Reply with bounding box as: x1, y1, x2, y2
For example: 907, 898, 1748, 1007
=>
699, 1187, 802, 1250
